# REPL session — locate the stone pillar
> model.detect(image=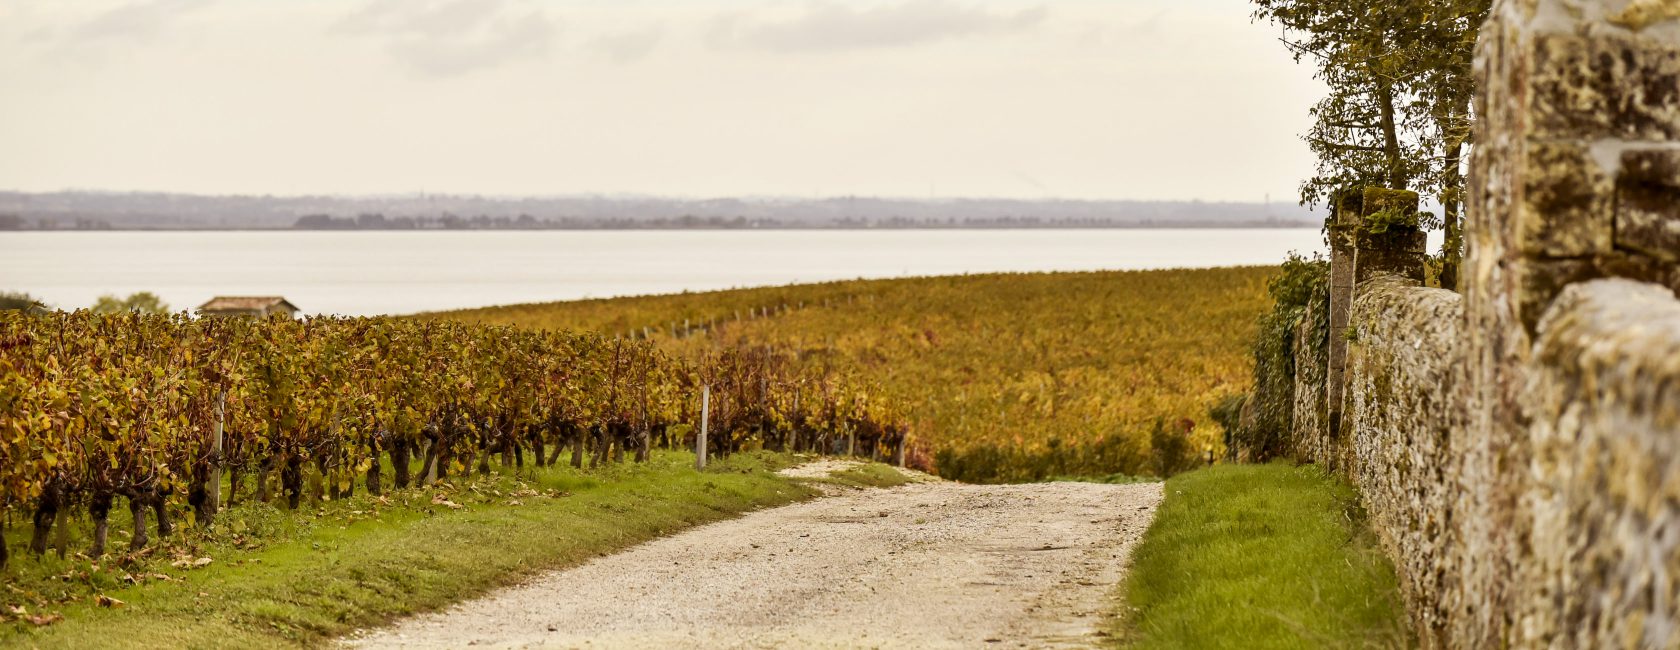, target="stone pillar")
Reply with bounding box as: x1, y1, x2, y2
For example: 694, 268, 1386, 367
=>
1326, 188, 1427, 444
1324, 190, 1360, 442
1463, 2, 1680, 646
